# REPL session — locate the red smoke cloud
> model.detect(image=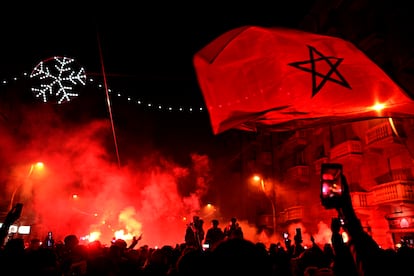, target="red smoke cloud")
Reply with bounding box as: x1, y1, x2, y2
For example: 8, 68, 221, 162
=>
0, 85, 335, 249
0, 94, 212, 248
